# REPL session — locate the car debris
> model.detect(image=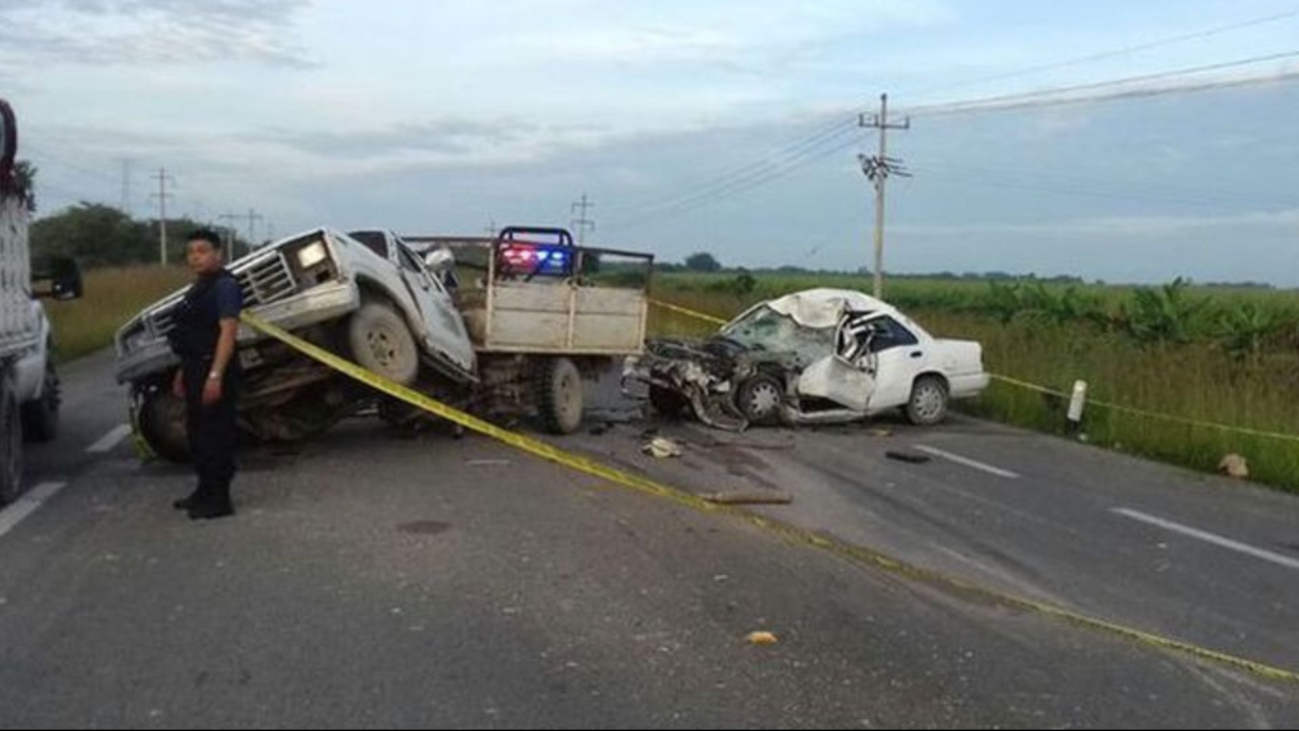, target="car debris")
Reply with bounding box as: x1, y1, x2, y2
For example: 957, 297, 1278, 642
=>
643, 437, 685, 459
886, 451, 933, 465
624, 289, 991, 432
700, 490, 794, 506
